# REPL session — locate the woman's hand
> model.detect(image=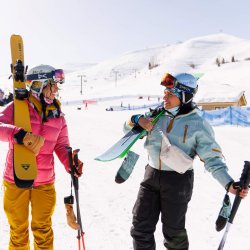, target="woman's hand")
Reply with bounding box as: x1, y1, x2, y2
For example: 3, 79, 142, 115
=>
138, 117, 154, 132
228, 183, 249, 198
